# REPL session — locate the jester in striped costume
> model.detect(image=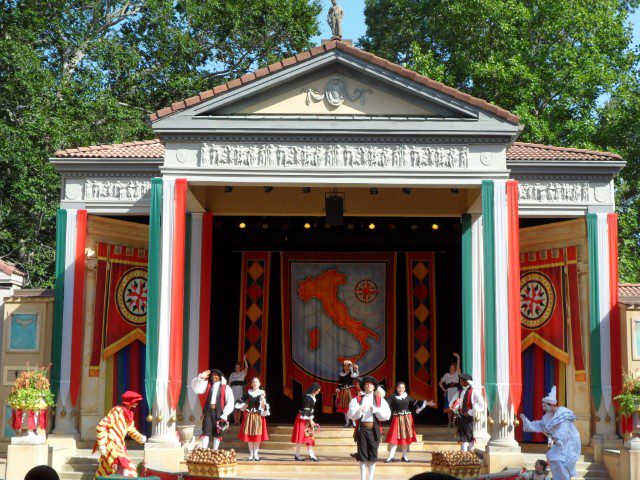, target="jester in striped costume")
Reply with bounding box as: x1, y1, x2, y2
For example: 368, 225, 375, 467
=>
94, 391, 147, 477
